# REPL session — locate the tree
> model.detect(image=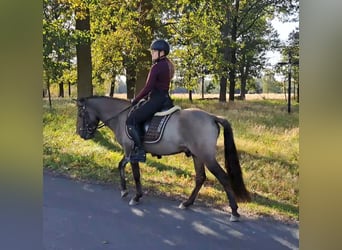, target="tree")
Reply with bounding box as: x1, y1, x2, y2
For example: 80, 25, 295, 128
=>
262, 69, 282, 93
75, 4, 93, 98
166, 0, 221, 101
43, 0, 74, 105
237, 16, 278, 99
215, 0, 298, 102
286, 28, 299, 102
43, 0, 299, 102
90, 0, 167, 99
